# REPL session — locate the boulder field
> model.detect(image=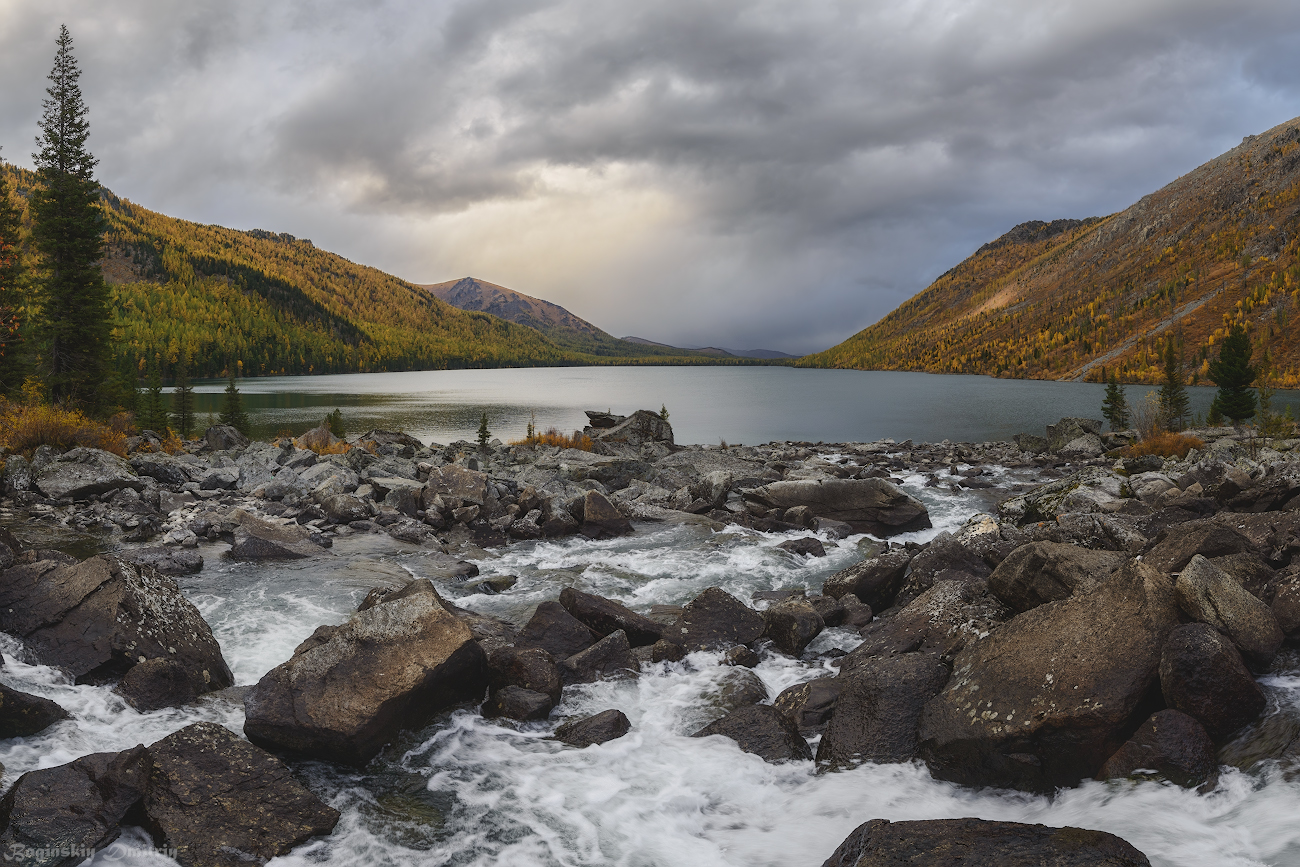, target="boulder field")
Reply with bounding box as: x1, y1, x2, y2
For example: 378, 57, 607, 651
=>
4, 412, 1300, 864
